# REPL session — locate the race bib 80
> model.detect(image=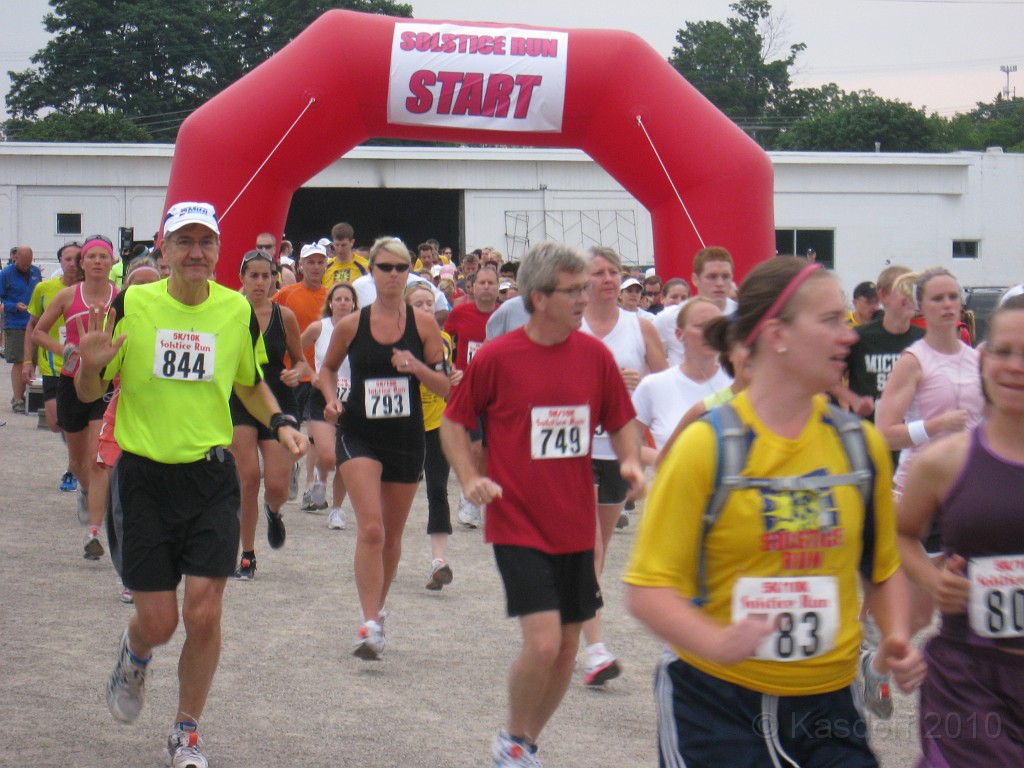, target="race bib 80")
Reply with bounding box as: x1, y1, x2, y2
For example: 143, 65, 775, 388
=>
153, 330, 215, 382
530, 405, 590, 460
732, 576, 839, 662
969, 555, 1024, 639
